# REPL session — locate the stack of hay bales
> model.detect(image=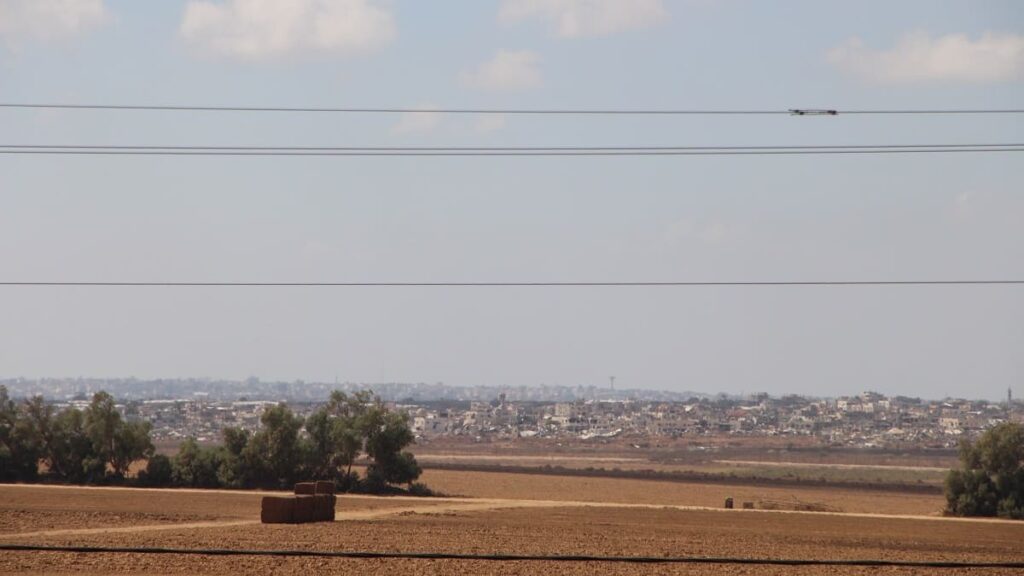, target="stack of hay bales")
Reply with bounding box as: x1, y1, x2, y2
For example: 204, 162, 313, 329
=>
260, 496, 296, 524
314, 480, 337, 521
260, 481, 337, 524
